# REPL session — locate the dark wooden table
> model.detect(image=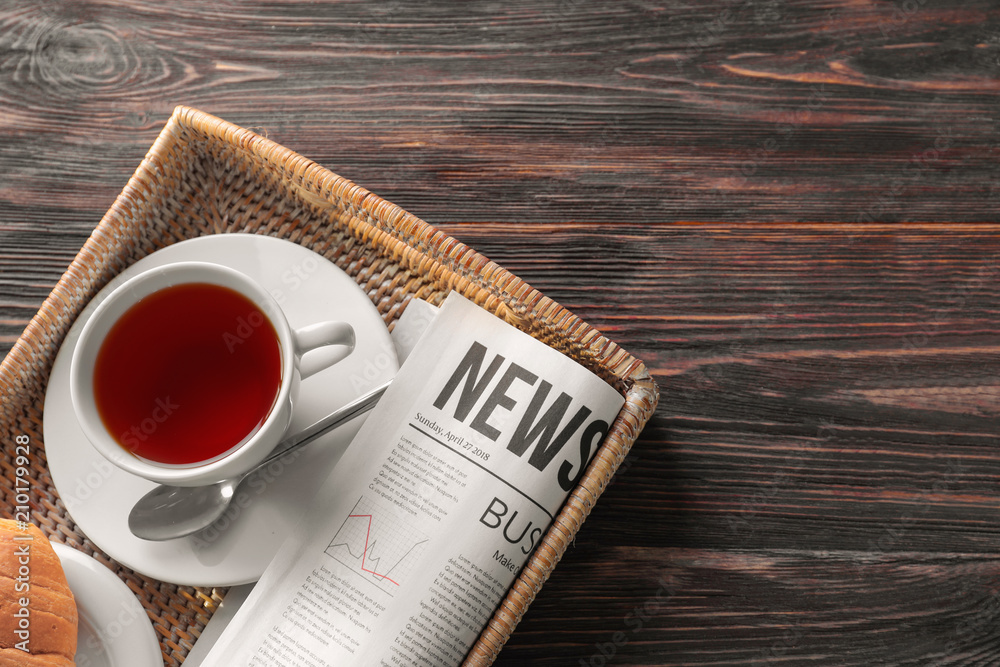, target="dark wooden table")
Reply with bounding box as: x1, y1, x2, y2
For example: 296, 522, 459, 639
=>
2, 1, 999, 665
